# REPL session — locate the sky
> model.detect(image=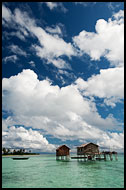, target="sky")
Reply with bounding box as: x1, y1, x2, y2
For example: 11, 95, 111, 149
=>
2, 2, 124, 153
